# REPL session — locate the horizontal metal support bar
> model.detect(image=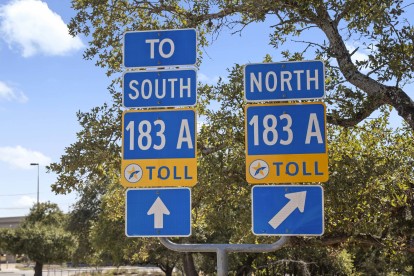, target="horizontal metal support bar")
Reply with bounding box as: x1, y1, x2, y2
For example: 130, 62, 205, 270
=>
159, 236, 290, 253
